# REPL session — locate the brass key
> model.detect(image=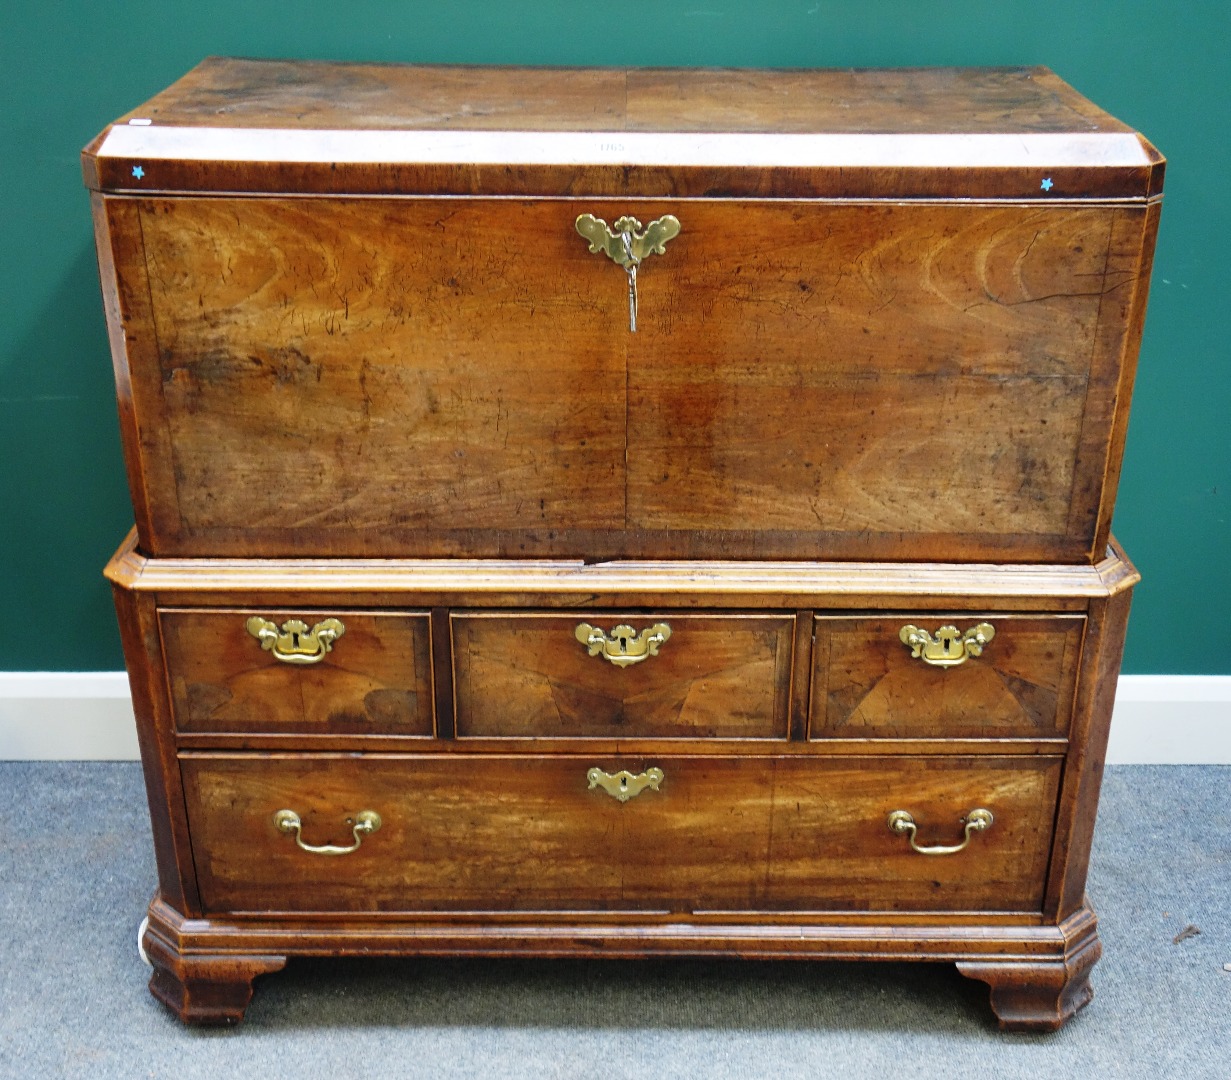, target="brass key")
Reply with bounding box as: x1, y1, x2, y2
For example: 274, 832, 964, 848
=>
623, 235, 639, 332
